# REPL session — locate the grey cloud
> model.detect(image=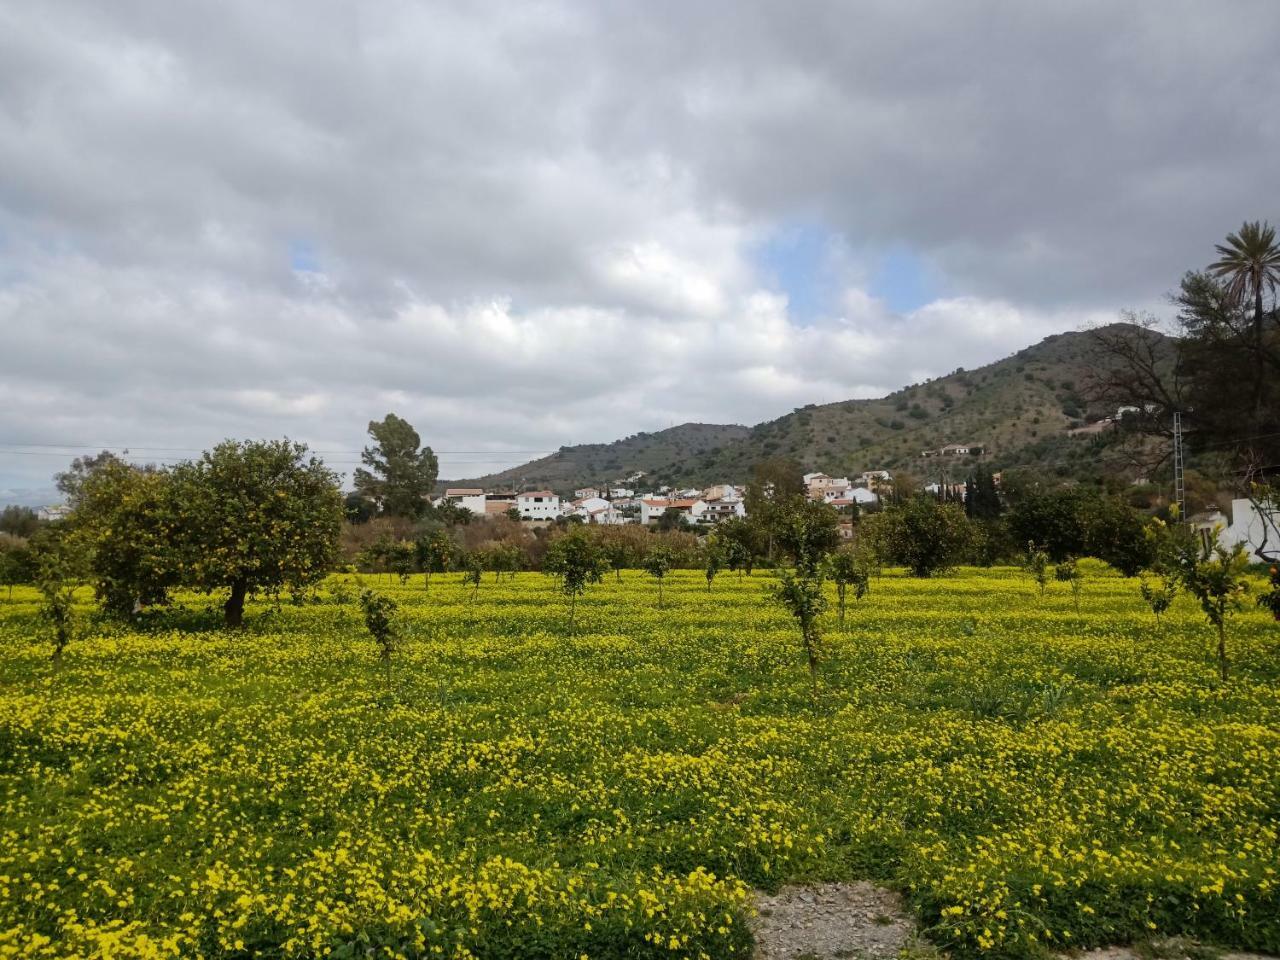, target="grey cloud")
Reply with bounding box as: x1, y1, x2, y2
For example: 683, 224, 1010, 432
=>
0, 0, 1274, 497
